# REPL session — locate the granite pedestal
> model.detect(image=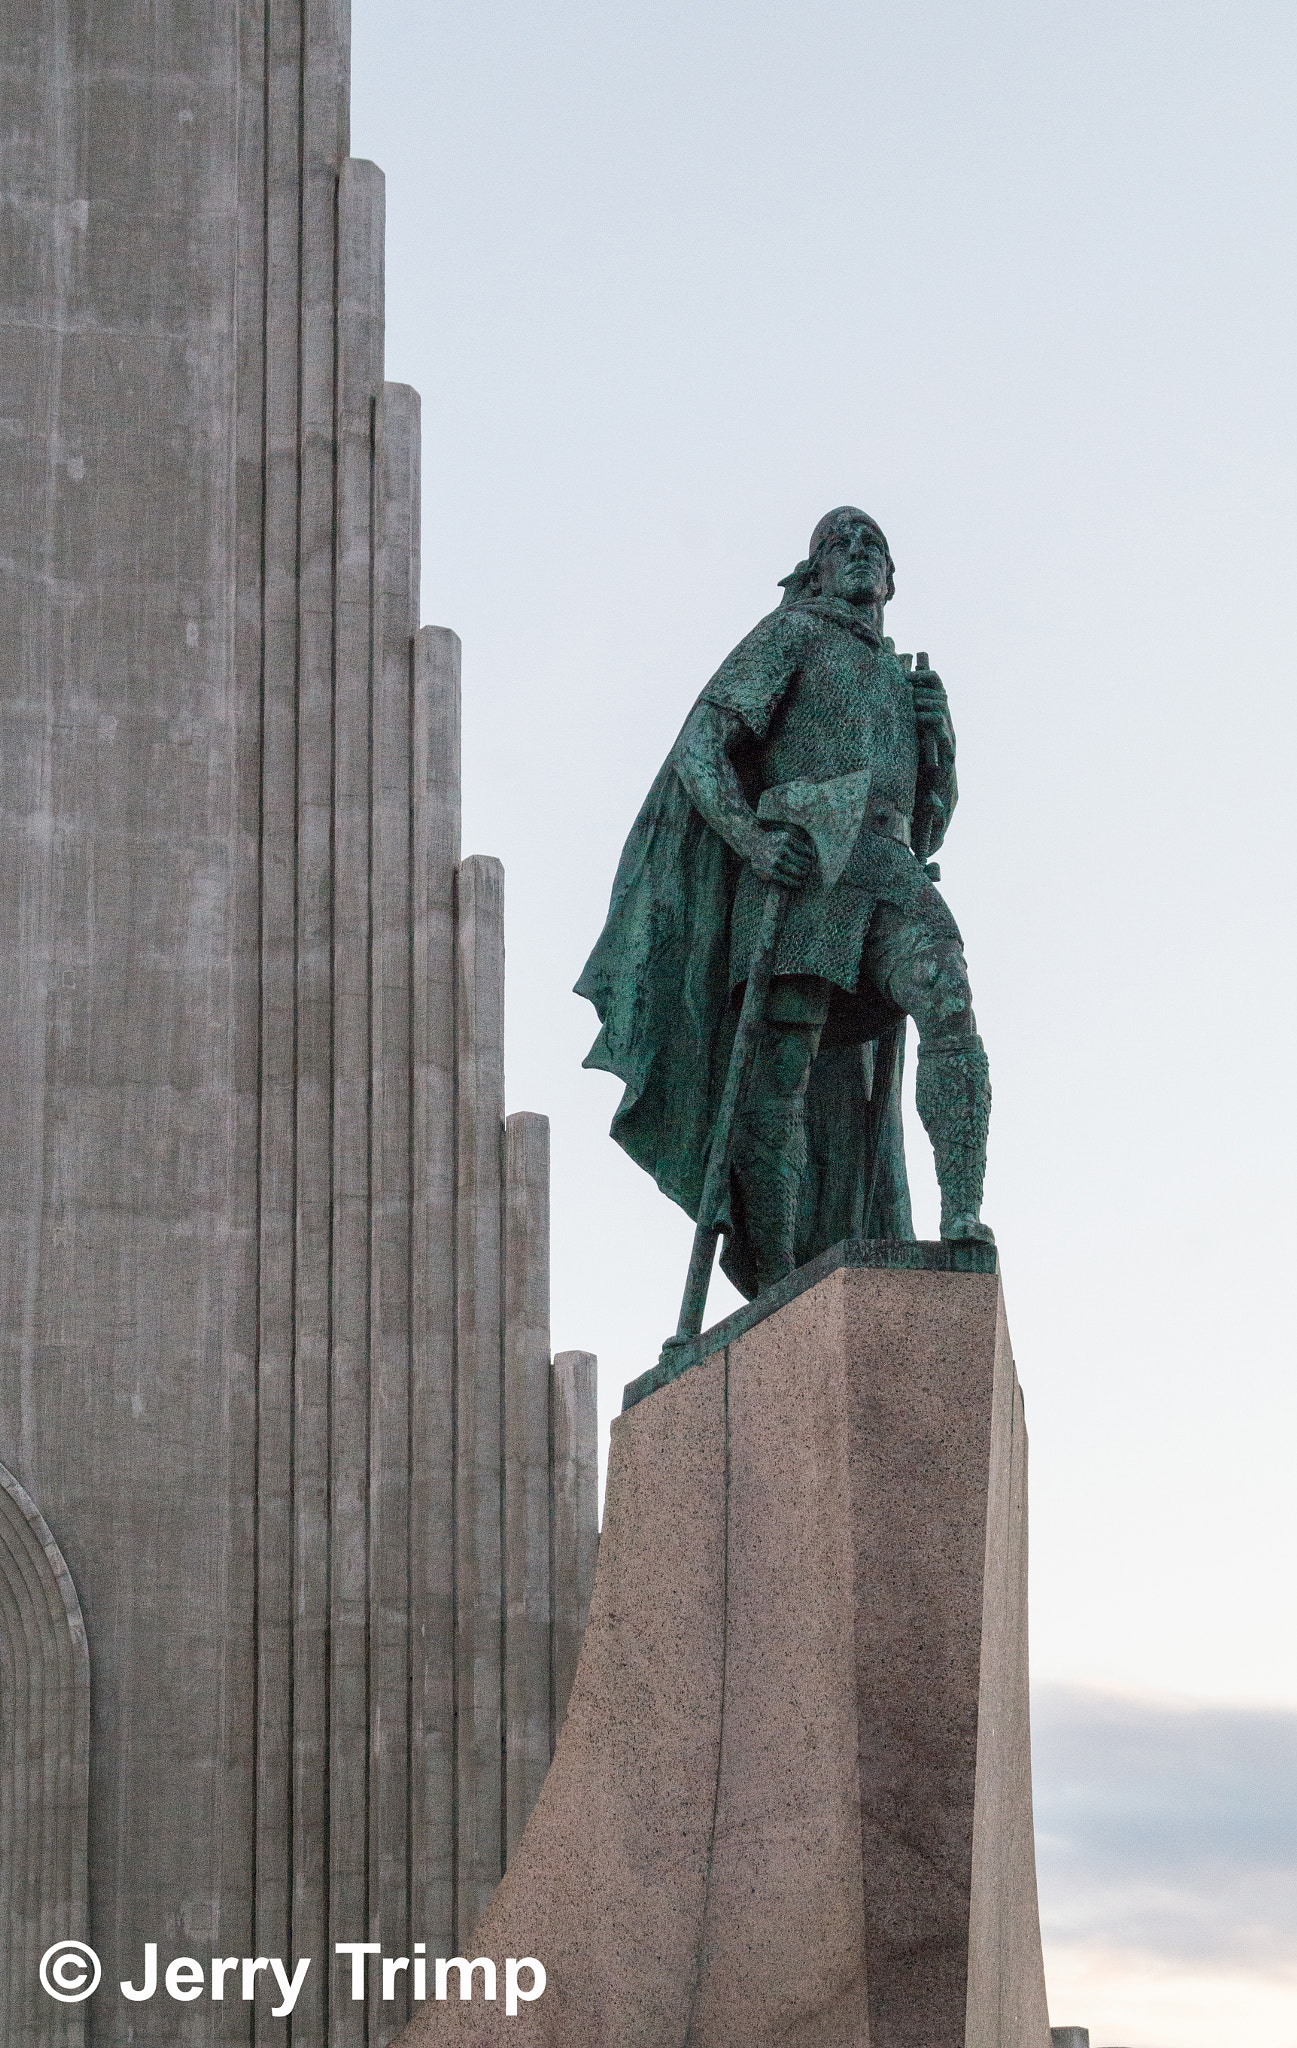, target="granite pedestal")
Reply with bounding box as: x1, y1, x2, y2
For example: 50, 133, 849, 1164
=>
398, 1243, 1051, 2048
